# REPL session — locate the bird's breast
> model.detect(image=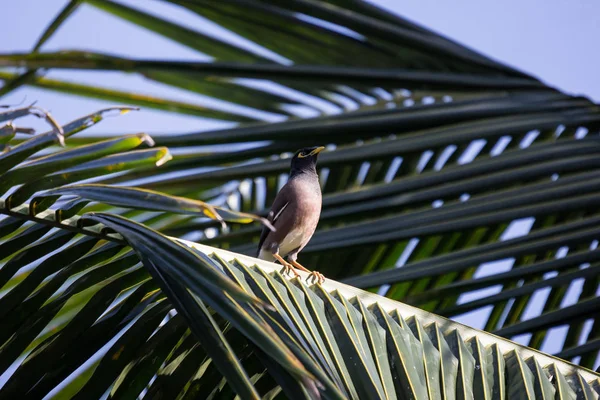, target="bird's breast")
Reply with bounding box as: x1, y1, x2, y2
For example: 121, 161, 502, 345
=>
295, 192, 321, 227
278, 194, 321, 256
263, 175, 322, 258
